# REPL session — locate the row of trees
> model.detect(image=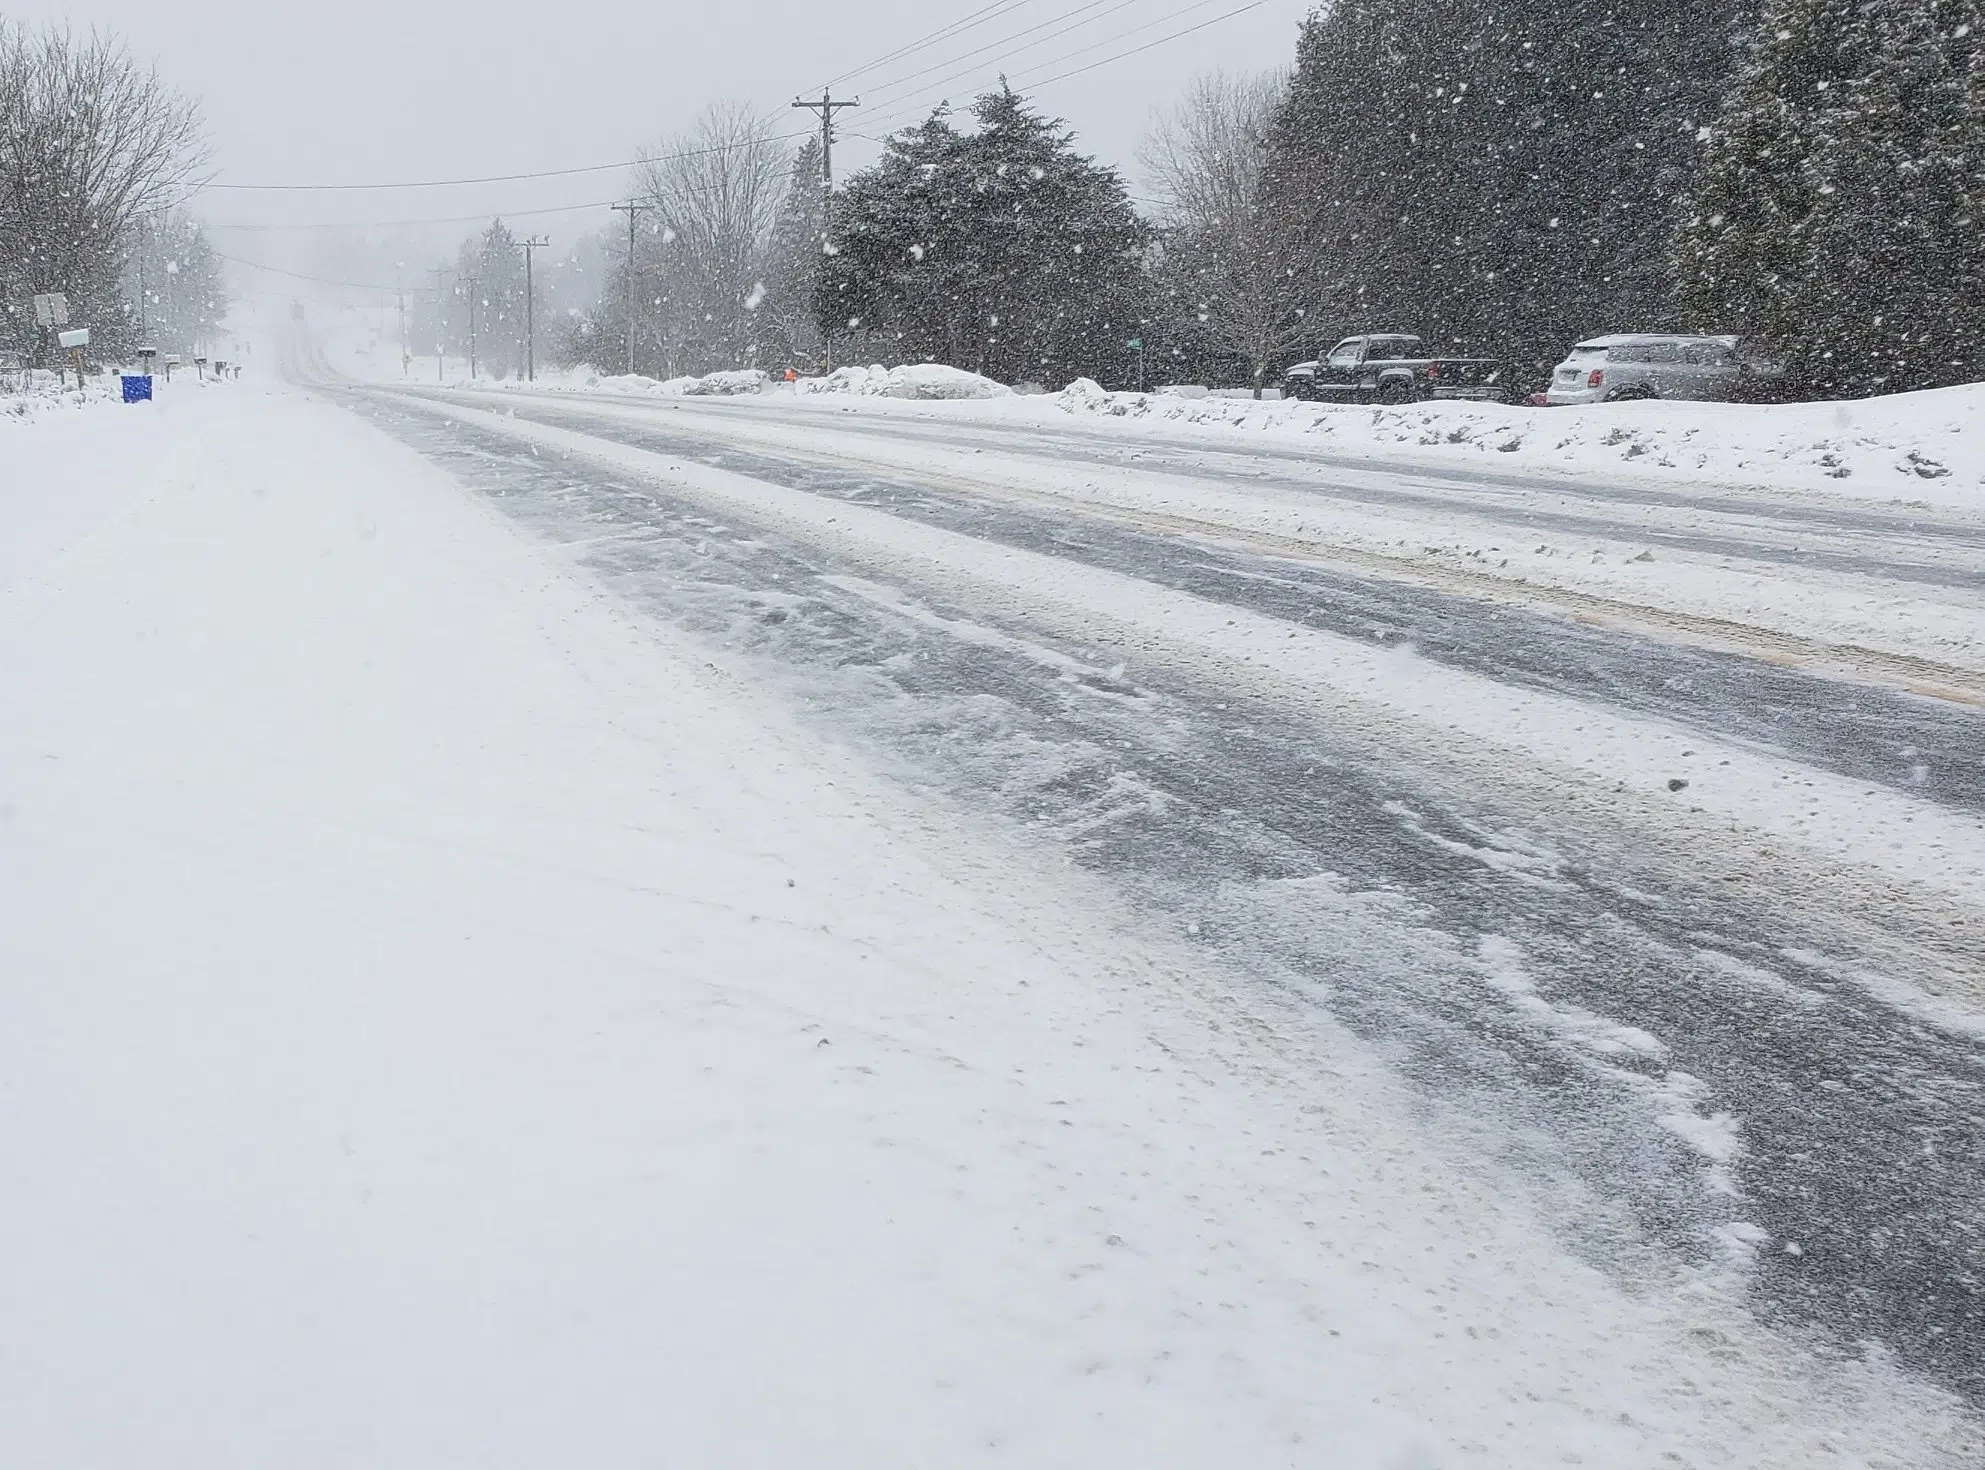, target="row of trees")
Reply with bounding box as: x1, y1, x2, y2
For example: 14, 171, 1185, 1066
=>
471, 0, 1976, 398
1234, 0, 1983, 395
431, 110, 825, 381
0, 22, 222, 366
1676, 0, 1984, 393
472, 90, 1148, 386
